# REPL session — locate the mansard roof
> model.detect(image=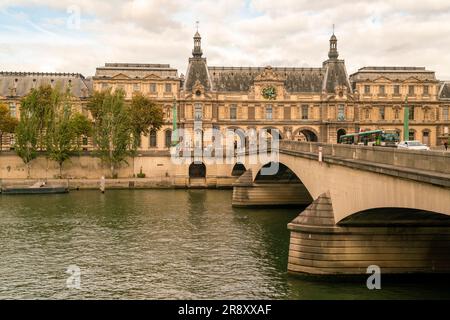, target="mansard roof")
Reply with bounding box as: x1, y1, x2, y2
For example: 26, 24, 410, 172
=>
207, 66, 325, 93
0, 71, 91, 98
322, 59, 352, 93
350, 66, 437, 82
439, 82, 450, 100
94, 63, 179, 80
184, 58, 211, 92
